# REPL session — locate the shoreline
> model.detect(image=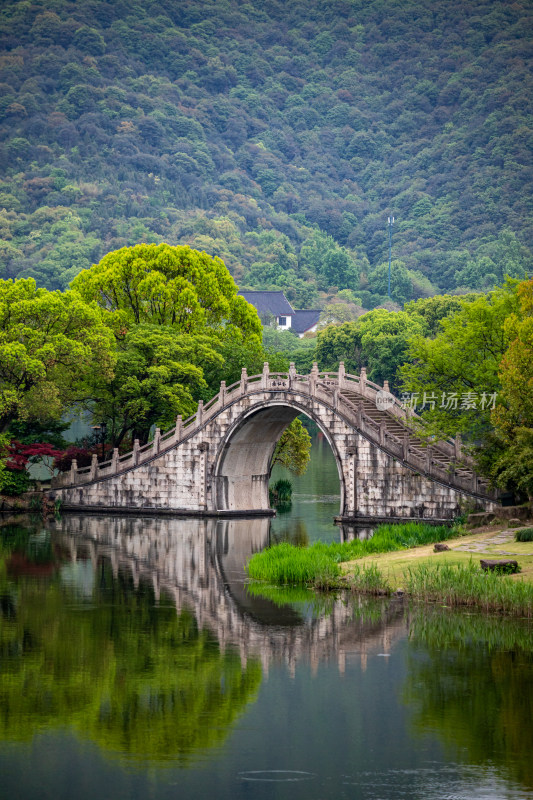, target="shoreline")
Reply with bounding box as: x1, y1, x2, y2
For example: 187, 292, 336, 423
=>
247, 520, 533, 617
341, 523, 533, 588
